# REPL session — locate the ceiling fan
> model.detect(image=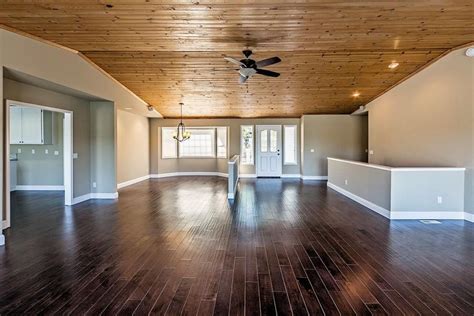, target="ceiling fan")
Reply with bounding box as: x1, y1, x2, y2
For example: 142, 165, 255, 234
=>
224, 50, 281, 84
